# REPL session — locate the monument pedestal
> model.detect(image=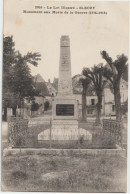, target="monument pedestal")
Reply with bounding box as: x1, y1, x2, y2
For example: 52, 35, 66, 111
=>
52, 96, 78, 120
50, 95, 79, 140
